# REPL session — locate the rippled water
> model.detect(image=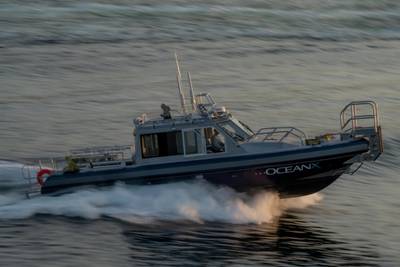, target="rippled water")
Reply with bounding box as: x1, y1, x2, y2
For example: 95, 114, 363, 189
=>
1, 0, 400, 266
